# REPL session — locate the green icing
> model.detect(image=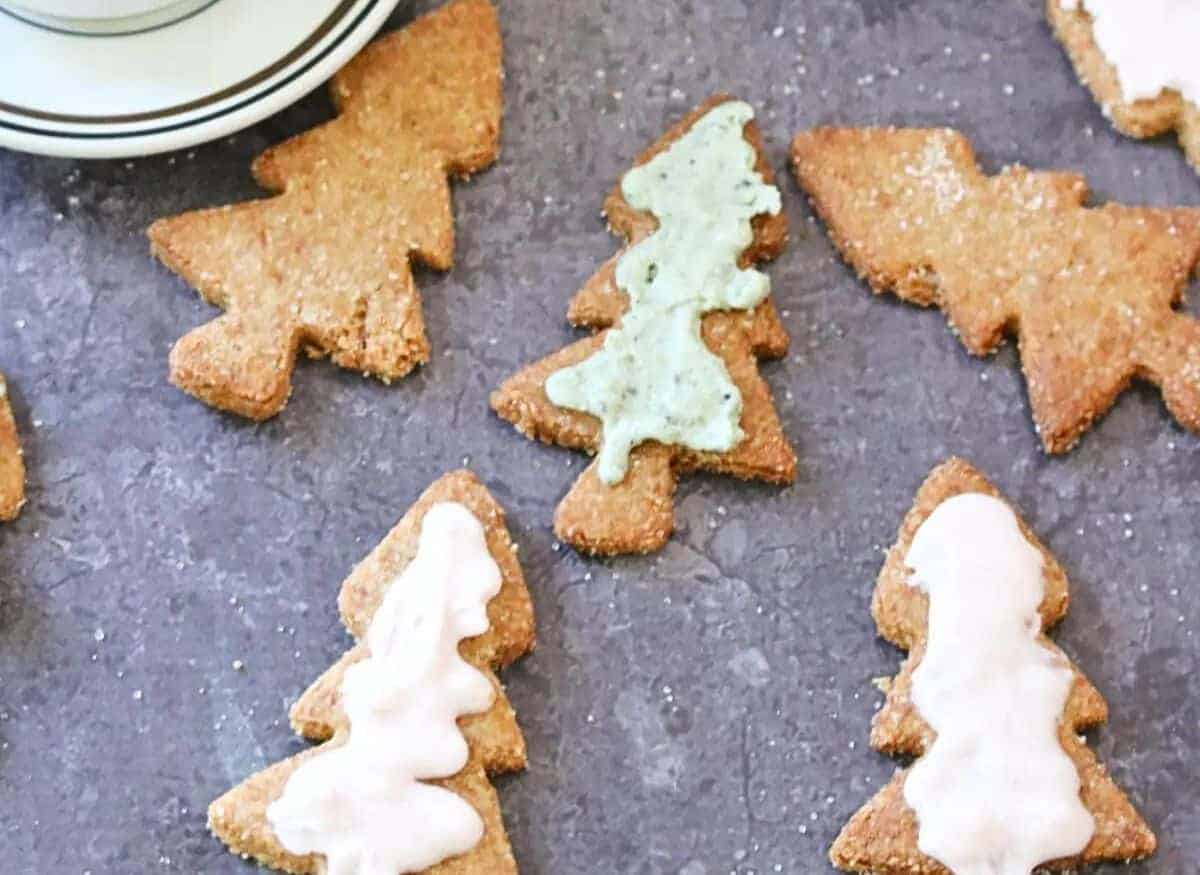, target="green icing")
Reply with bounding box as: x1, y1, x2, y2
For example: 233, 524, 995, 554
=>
545, 101, 781, 485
